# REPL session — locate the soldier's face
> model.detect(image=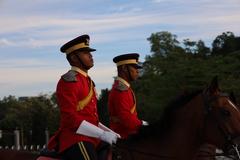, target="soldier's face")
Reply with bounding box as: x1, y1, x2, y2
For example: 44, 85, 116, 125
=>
77, 51, 94, 69
128, 65, 139, 81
